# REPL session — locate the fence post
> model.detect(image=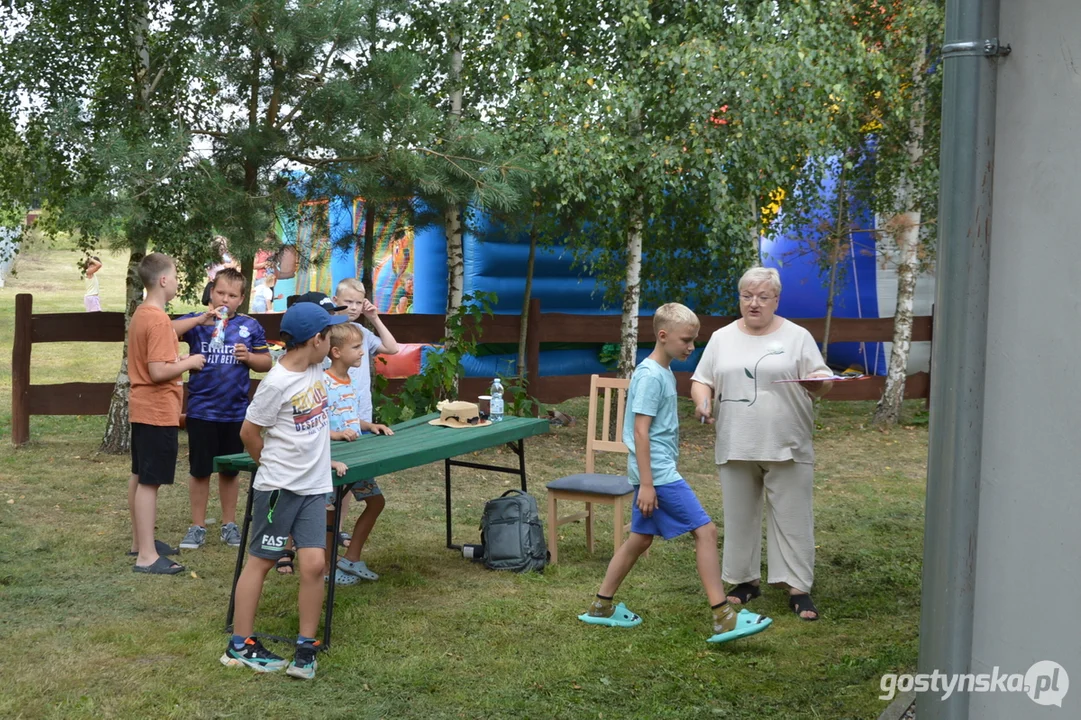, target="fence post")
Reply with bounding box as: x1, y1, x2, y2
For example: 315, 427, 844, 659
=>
526, 297, 541, 415
12, 293, 31, 446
